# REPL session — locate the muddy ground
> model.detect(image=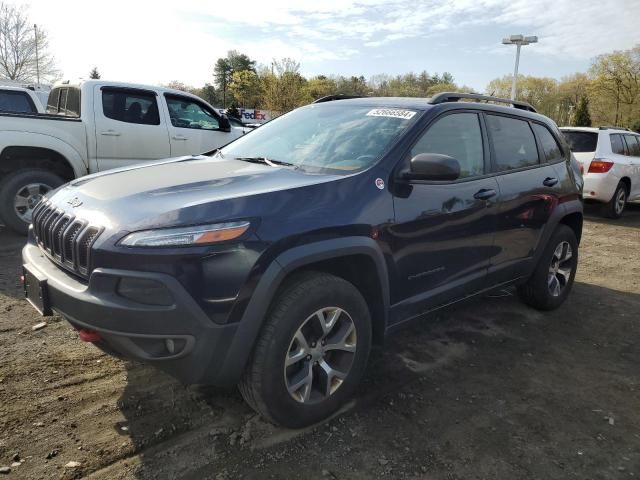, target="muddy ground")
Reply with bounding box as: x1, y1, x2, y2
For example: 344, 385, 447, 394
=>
0, 205, 639, 480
